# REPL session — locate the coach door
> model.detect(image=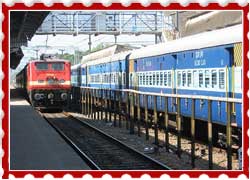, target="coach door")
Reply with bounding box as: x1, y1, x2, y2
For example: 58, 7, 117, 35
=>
118, 61, 122, 90
133, 60, 139, 91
